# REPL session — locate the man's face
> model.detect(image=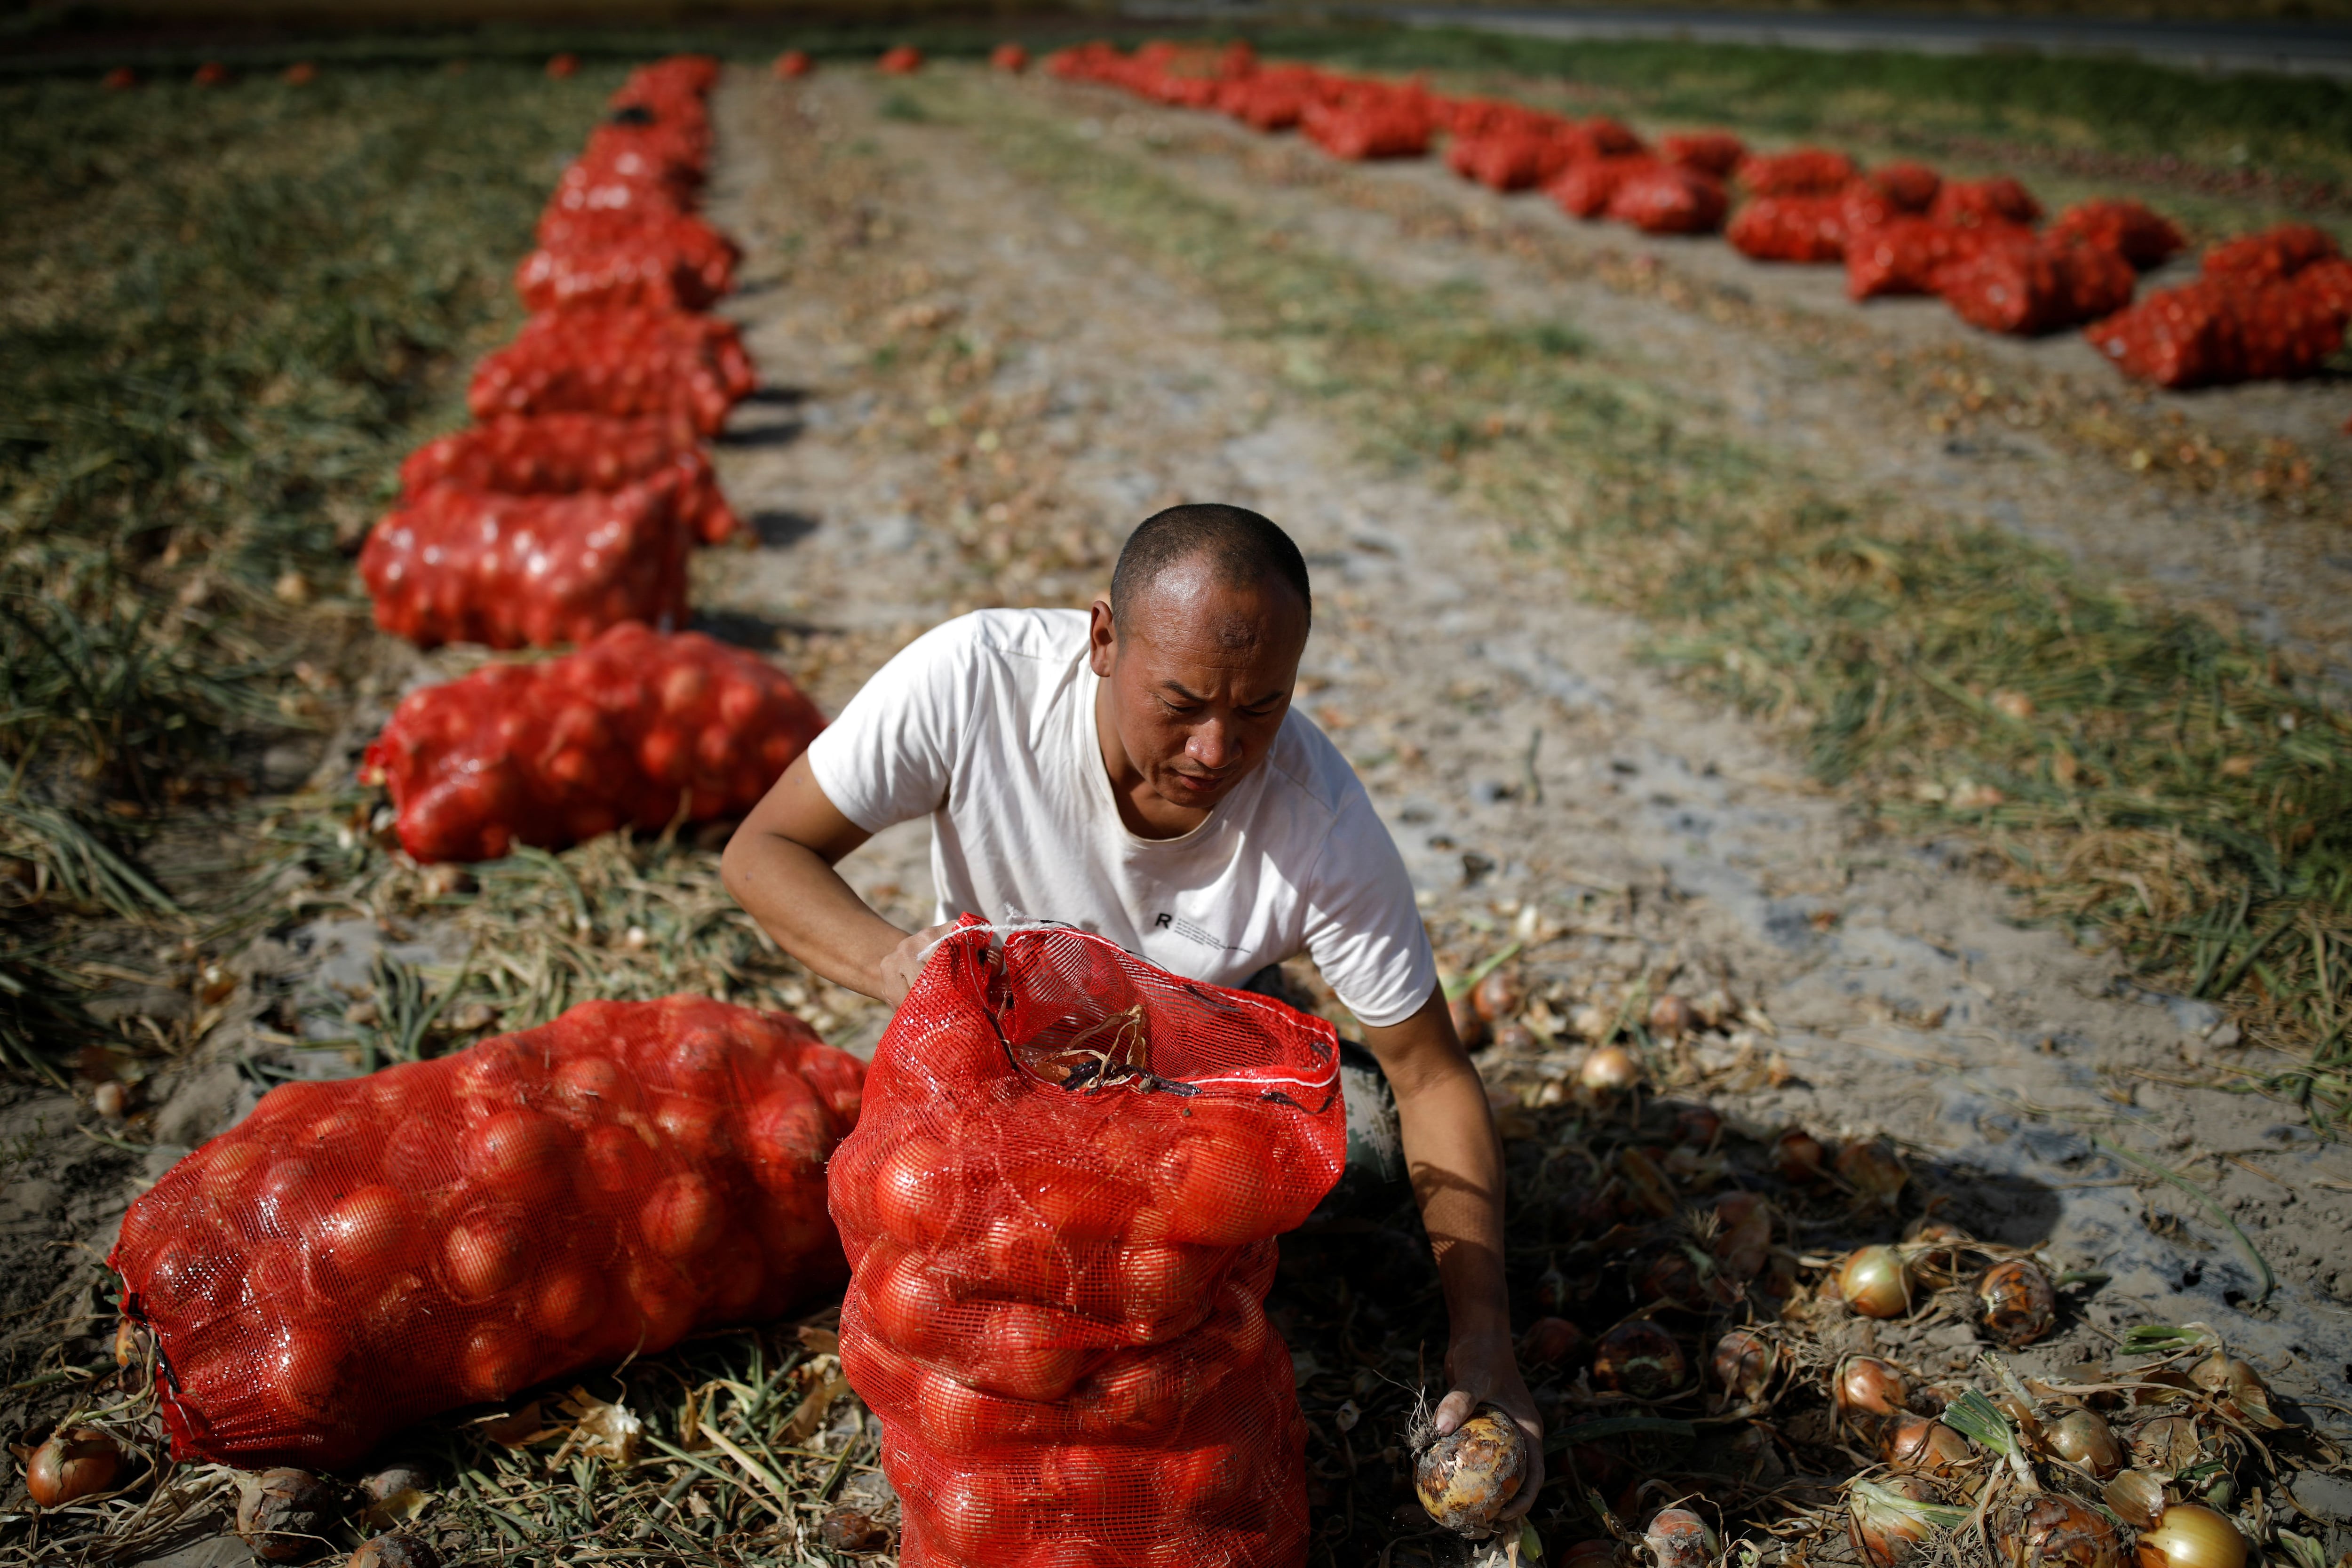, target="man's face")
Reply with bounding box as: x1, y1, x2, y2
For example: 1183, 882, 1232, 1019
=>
1089, 561, 1309, 817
